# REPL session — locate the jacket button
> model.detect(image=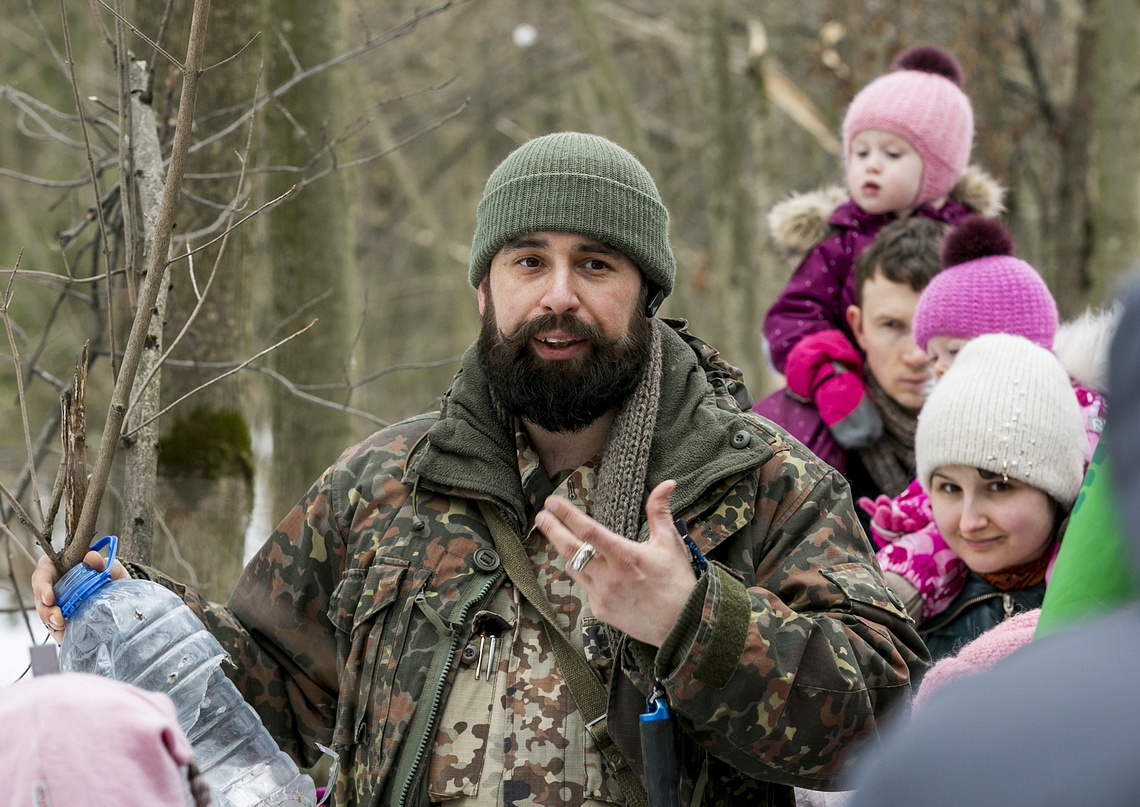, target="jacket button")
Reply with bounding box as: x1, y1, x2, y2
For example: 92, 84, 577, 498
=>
730, 430, 751, 449
461, 643, 478, 664
473, 547, 501, 573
